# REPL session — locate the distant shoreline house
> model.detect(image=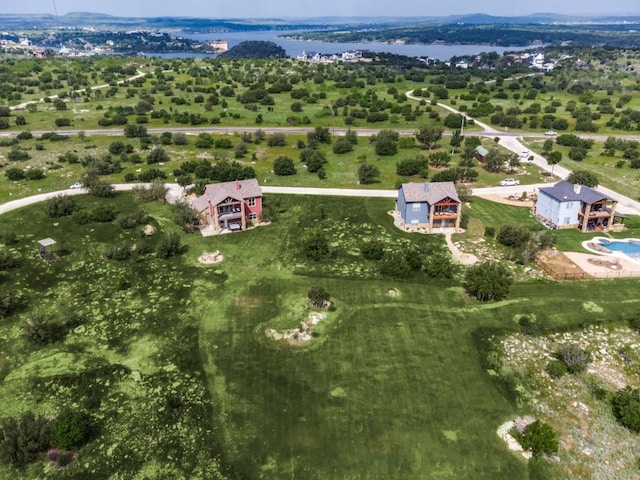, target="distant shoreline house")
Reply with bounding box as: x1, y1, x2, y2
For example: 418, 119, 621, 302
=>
396, 182, 461, 232
534, 181, 625, 232
191, 179, 262, 233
